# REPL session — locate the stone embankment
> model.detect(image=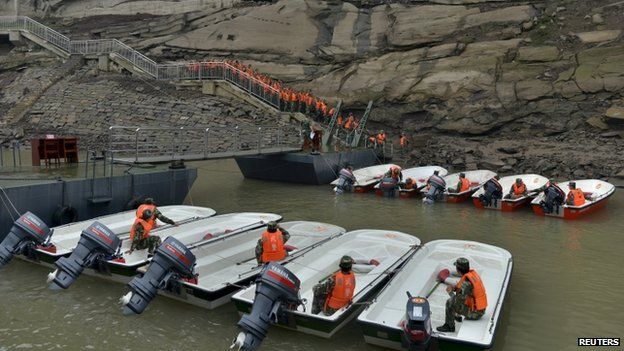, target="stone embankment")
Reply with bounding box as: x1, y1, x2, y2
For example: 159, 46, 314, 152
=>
1, 0, 623, 181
